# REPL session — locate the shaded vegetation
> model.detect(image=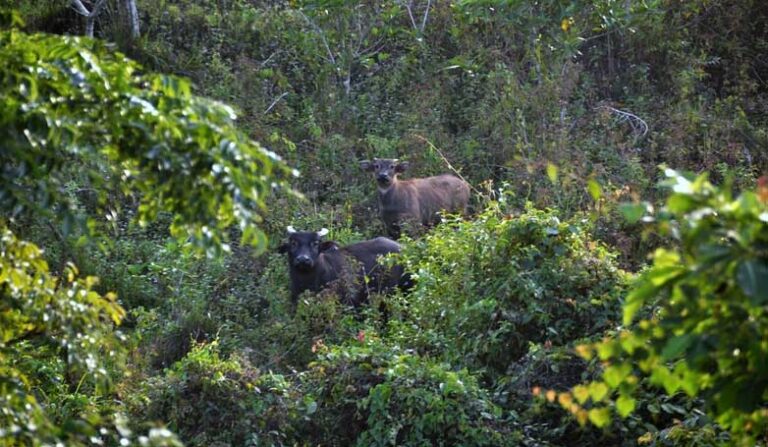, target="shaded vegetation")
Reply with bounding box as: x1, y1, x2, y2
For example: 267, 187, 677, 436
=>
566, 170, 768, 444
3, 0, 768, 446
